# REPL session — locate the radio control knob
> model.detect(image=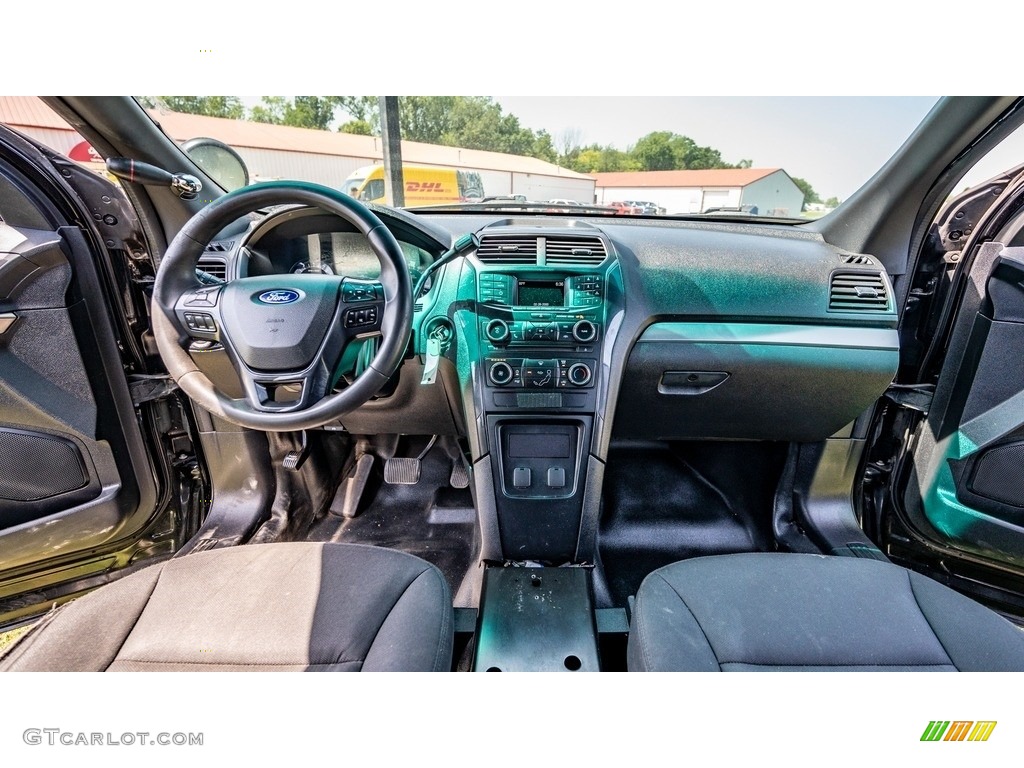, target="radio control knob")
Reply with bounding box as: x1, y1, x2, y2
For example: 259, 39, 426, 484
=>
567, 363, 592, 386
572, 319, 598, 343
486, 319, 511, 345
489, 361, 514, 386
